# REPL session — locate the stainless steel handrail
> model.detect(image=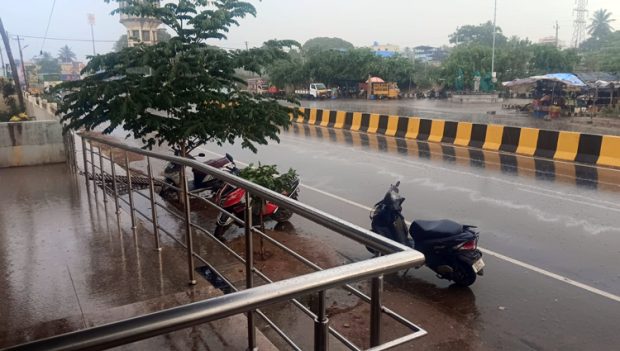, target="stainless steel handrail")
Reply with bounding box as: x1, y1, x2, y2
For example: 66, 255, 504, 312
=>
80, 133, 411, 254
32, 134, 429, 351
6, 251, 424, 351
